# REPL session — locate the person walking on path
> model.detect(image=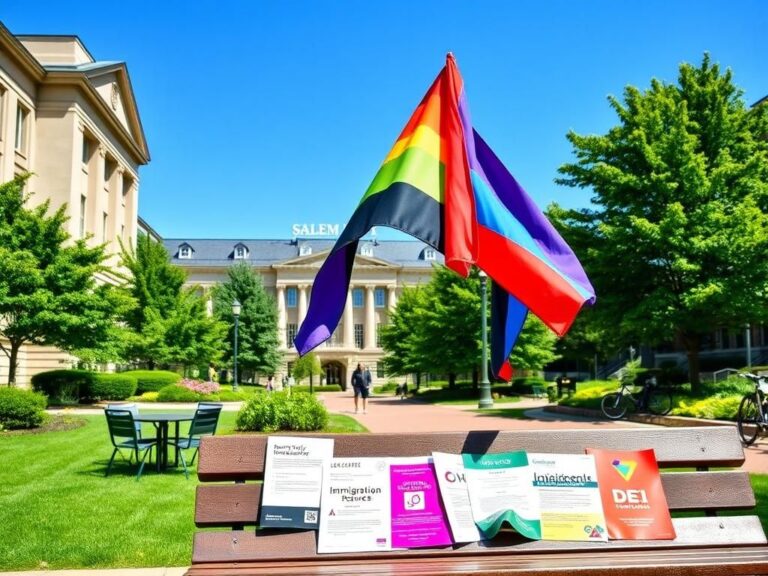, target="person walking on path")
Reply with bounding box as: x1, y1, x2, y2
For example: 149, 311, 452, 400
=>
351, 363, 370, 414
